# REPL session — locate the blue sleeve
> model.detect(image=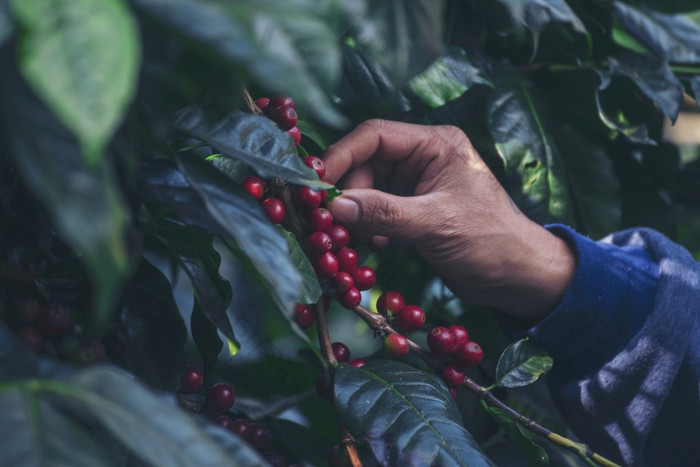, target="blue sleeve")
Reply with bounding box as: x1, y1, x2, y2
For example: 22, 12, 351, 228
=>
518, 225, 700, 466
